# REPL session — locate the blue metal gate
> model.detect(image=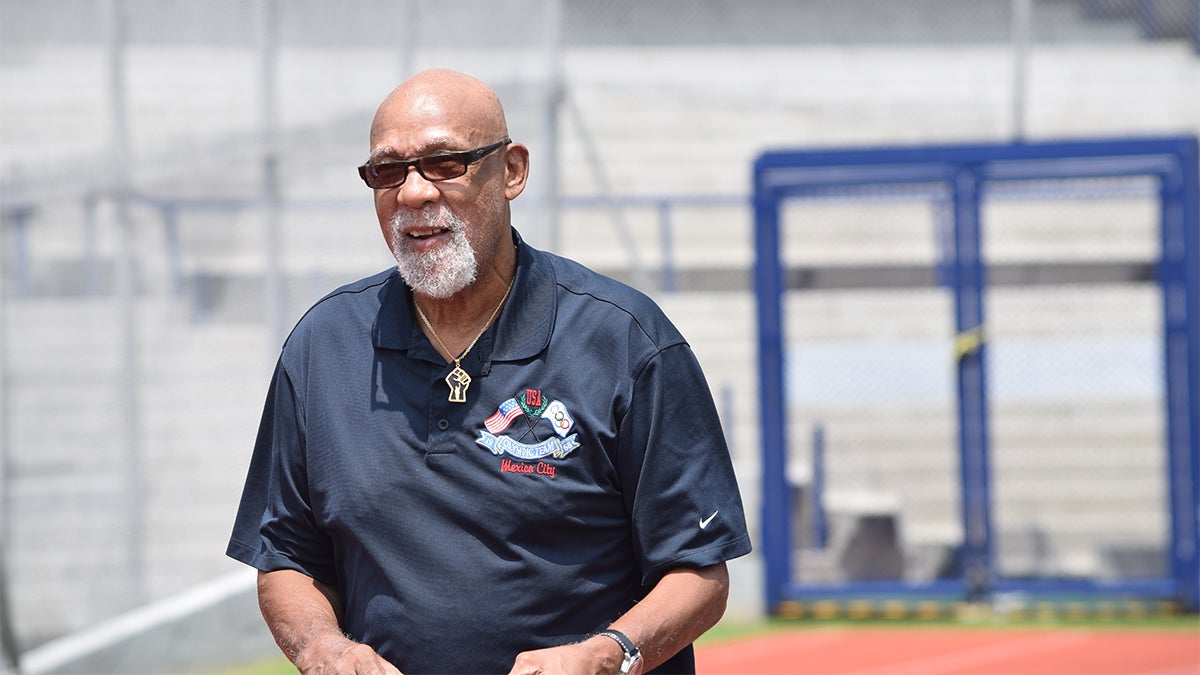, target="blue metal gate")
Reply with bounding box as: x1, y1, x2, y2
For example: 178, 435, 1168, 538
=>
754, 136, 1199, 615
